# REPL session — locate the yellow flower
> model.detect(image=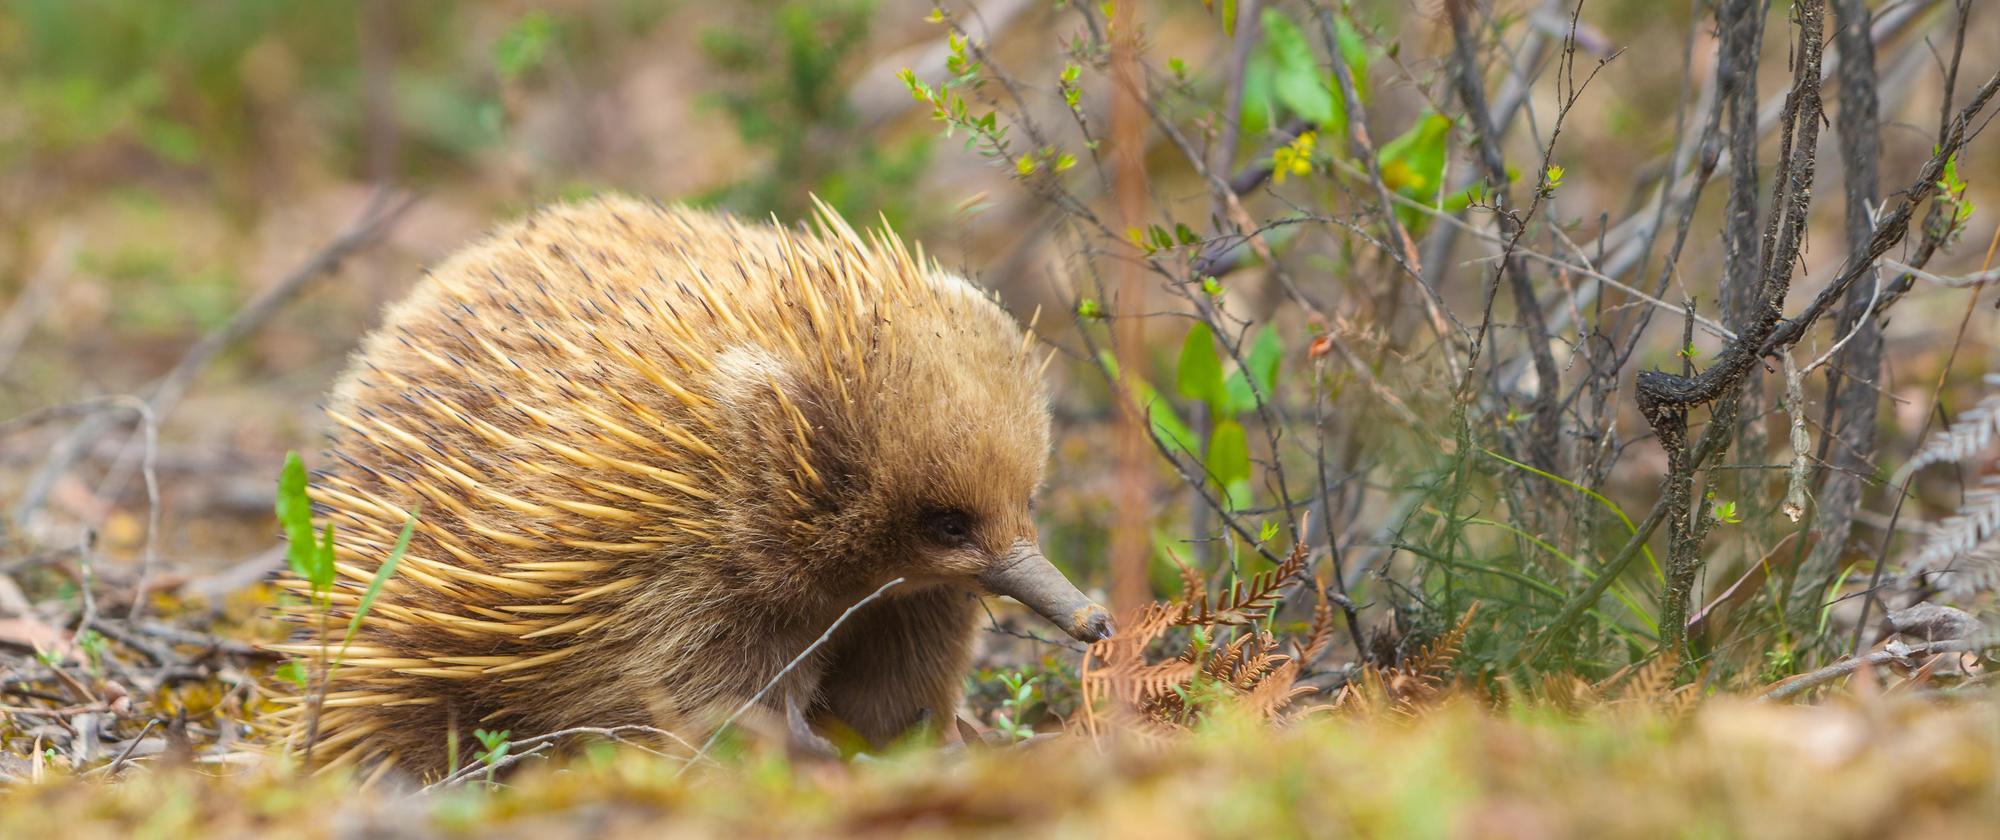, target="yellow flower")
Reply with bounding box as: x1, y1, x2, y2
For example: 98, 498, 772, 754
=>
1271, 131, 1318, 184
